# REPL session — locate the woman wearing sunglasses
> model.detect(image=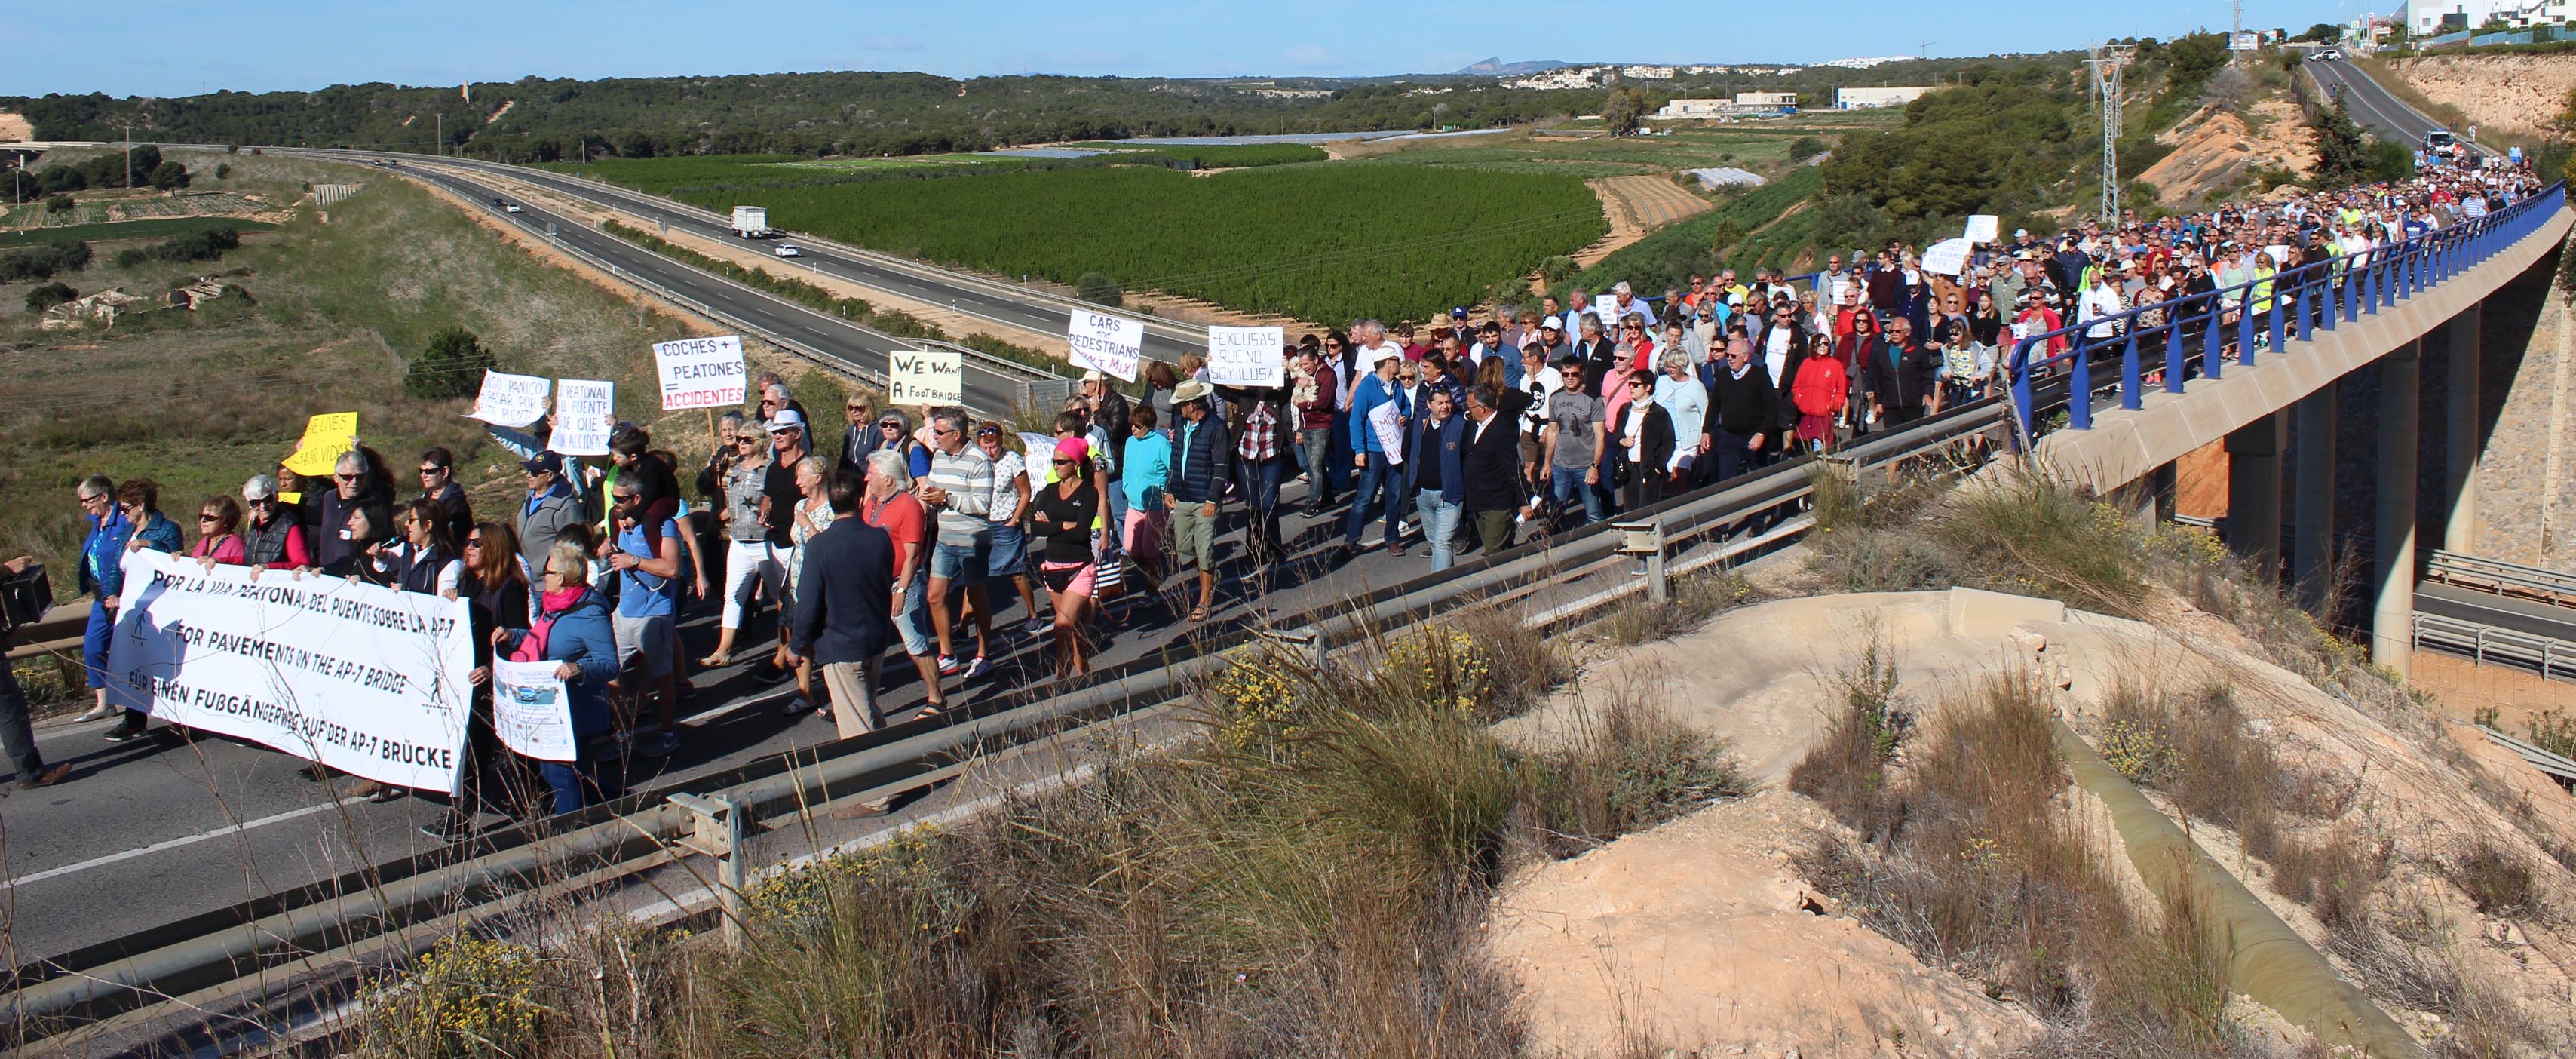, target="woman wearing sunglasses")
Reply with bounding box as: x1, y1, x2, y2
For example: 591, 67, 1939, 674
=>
1030, 437, 1101, 680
